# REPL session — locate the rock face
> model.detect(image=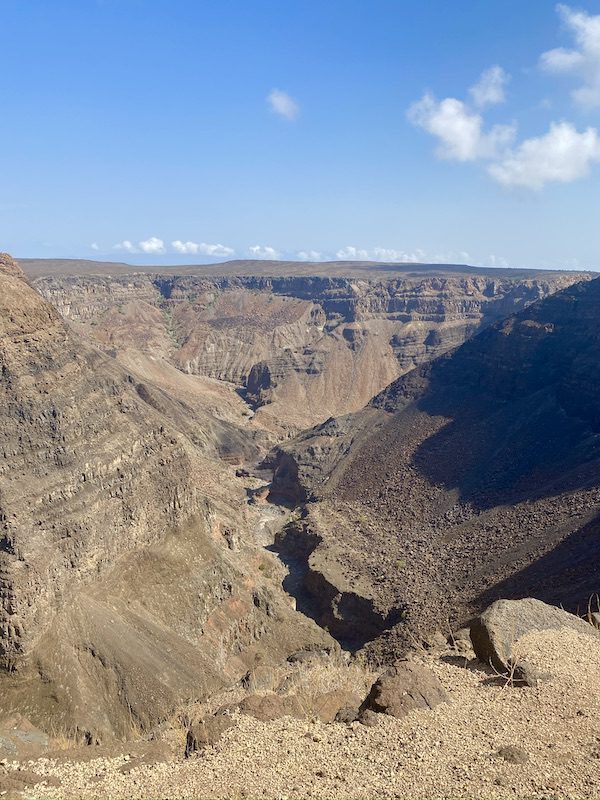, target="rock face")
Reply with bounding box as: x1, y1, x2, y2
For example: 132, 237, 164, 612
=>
0, 255, 335, 740
470, 598, 600, 673
359, 661, 447, 719
0, 257, 199, 669
25, 262, 588, 433
270, 276, 600, 658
